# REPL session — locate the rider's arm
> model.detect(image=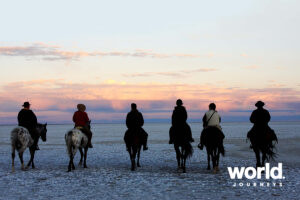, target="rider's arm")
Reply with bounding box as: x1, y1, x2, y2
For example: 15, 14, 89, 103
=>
202, 114, 206, 124
31, 111, 38, 126
126, 113, 130, 128
72, 112, 77, 123
250, 111, 255, 123
140, 113, 144, 127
